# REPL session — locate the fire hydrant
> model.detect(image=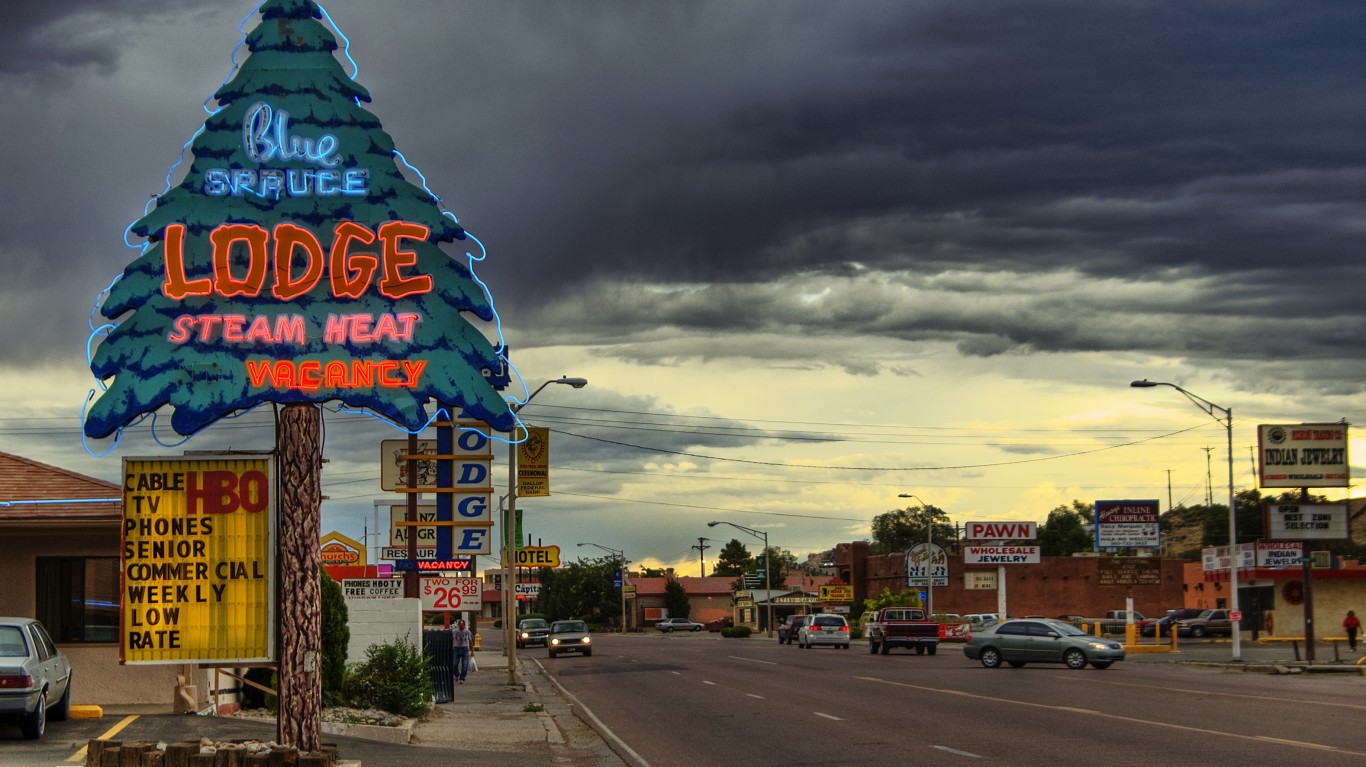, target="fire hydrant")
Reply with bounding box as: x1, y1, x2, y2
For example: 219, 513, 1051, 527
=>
472, 632, 482, 651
